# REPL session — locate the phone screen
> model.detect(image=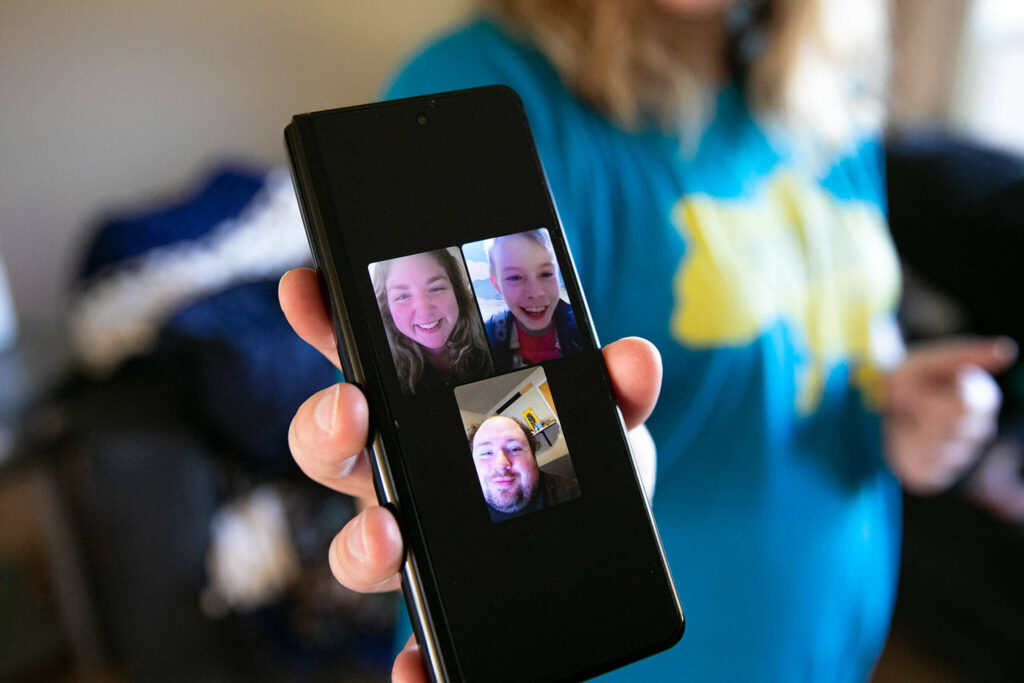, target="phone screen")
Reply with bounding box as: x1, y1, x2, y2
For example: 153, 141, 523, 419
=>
368, 229, 584, 523
288, 87, 682, 681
